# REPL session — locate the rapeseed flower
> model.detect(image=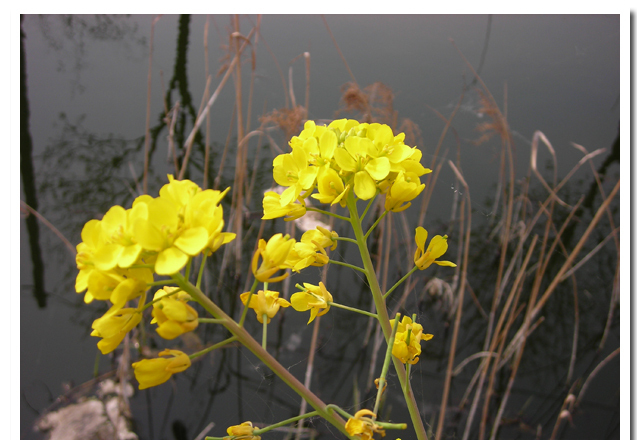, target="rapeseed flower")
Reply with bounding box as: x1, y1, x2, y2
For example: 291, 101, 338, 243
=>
251, 234, 295, 283
285, 227, 337, 272
344, 409, 385, 440
132, 349, 191, 389
240, 290, 291, 324
290, 282, 333, 324
333, 135, 390, 200
384, 171, 426, 213
262, 191, 306, 221
389, 315, 433, 365
224, 421, 260, 440
91, 295, 145, 354
413, 227, 457, 270
92, 203, 147, 271
151, 287, 199, 340
133, 196, 209, 275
